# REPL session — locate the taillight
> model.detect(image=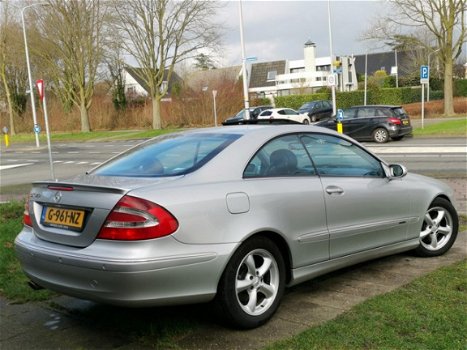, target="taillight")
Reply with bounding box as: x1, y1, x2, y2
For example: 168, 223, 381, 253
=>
97, 195, 178, 240
23, 200, 32, 227
387, 117, 401, 125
